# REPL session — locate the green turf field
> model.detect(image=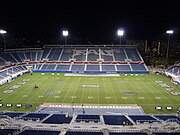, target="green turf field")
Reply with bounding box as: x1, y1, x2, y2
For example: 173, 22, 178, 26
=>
0, 73, 179, 114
